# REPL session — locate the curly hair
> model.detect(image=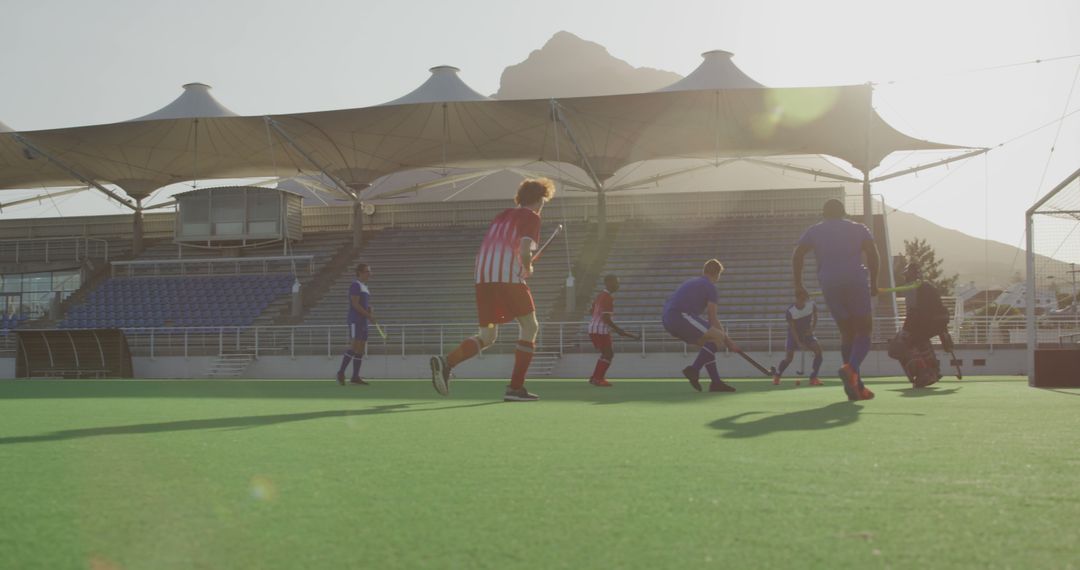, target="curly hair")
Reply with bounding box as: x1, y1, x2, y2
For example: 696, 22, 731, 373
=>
515, 178, 556, 206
